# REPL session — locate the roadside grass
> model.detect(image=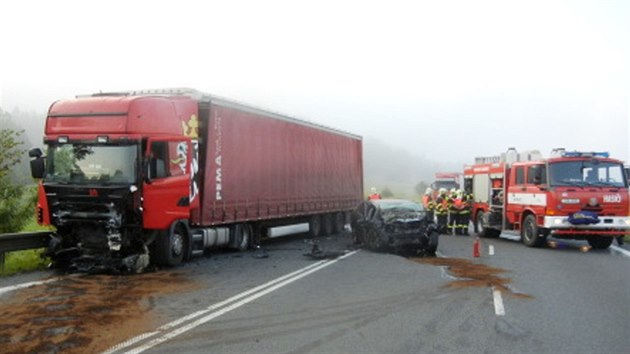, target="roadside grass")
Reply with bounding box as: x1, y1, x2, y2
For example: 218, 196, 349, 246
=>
0, 217, 52, 277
